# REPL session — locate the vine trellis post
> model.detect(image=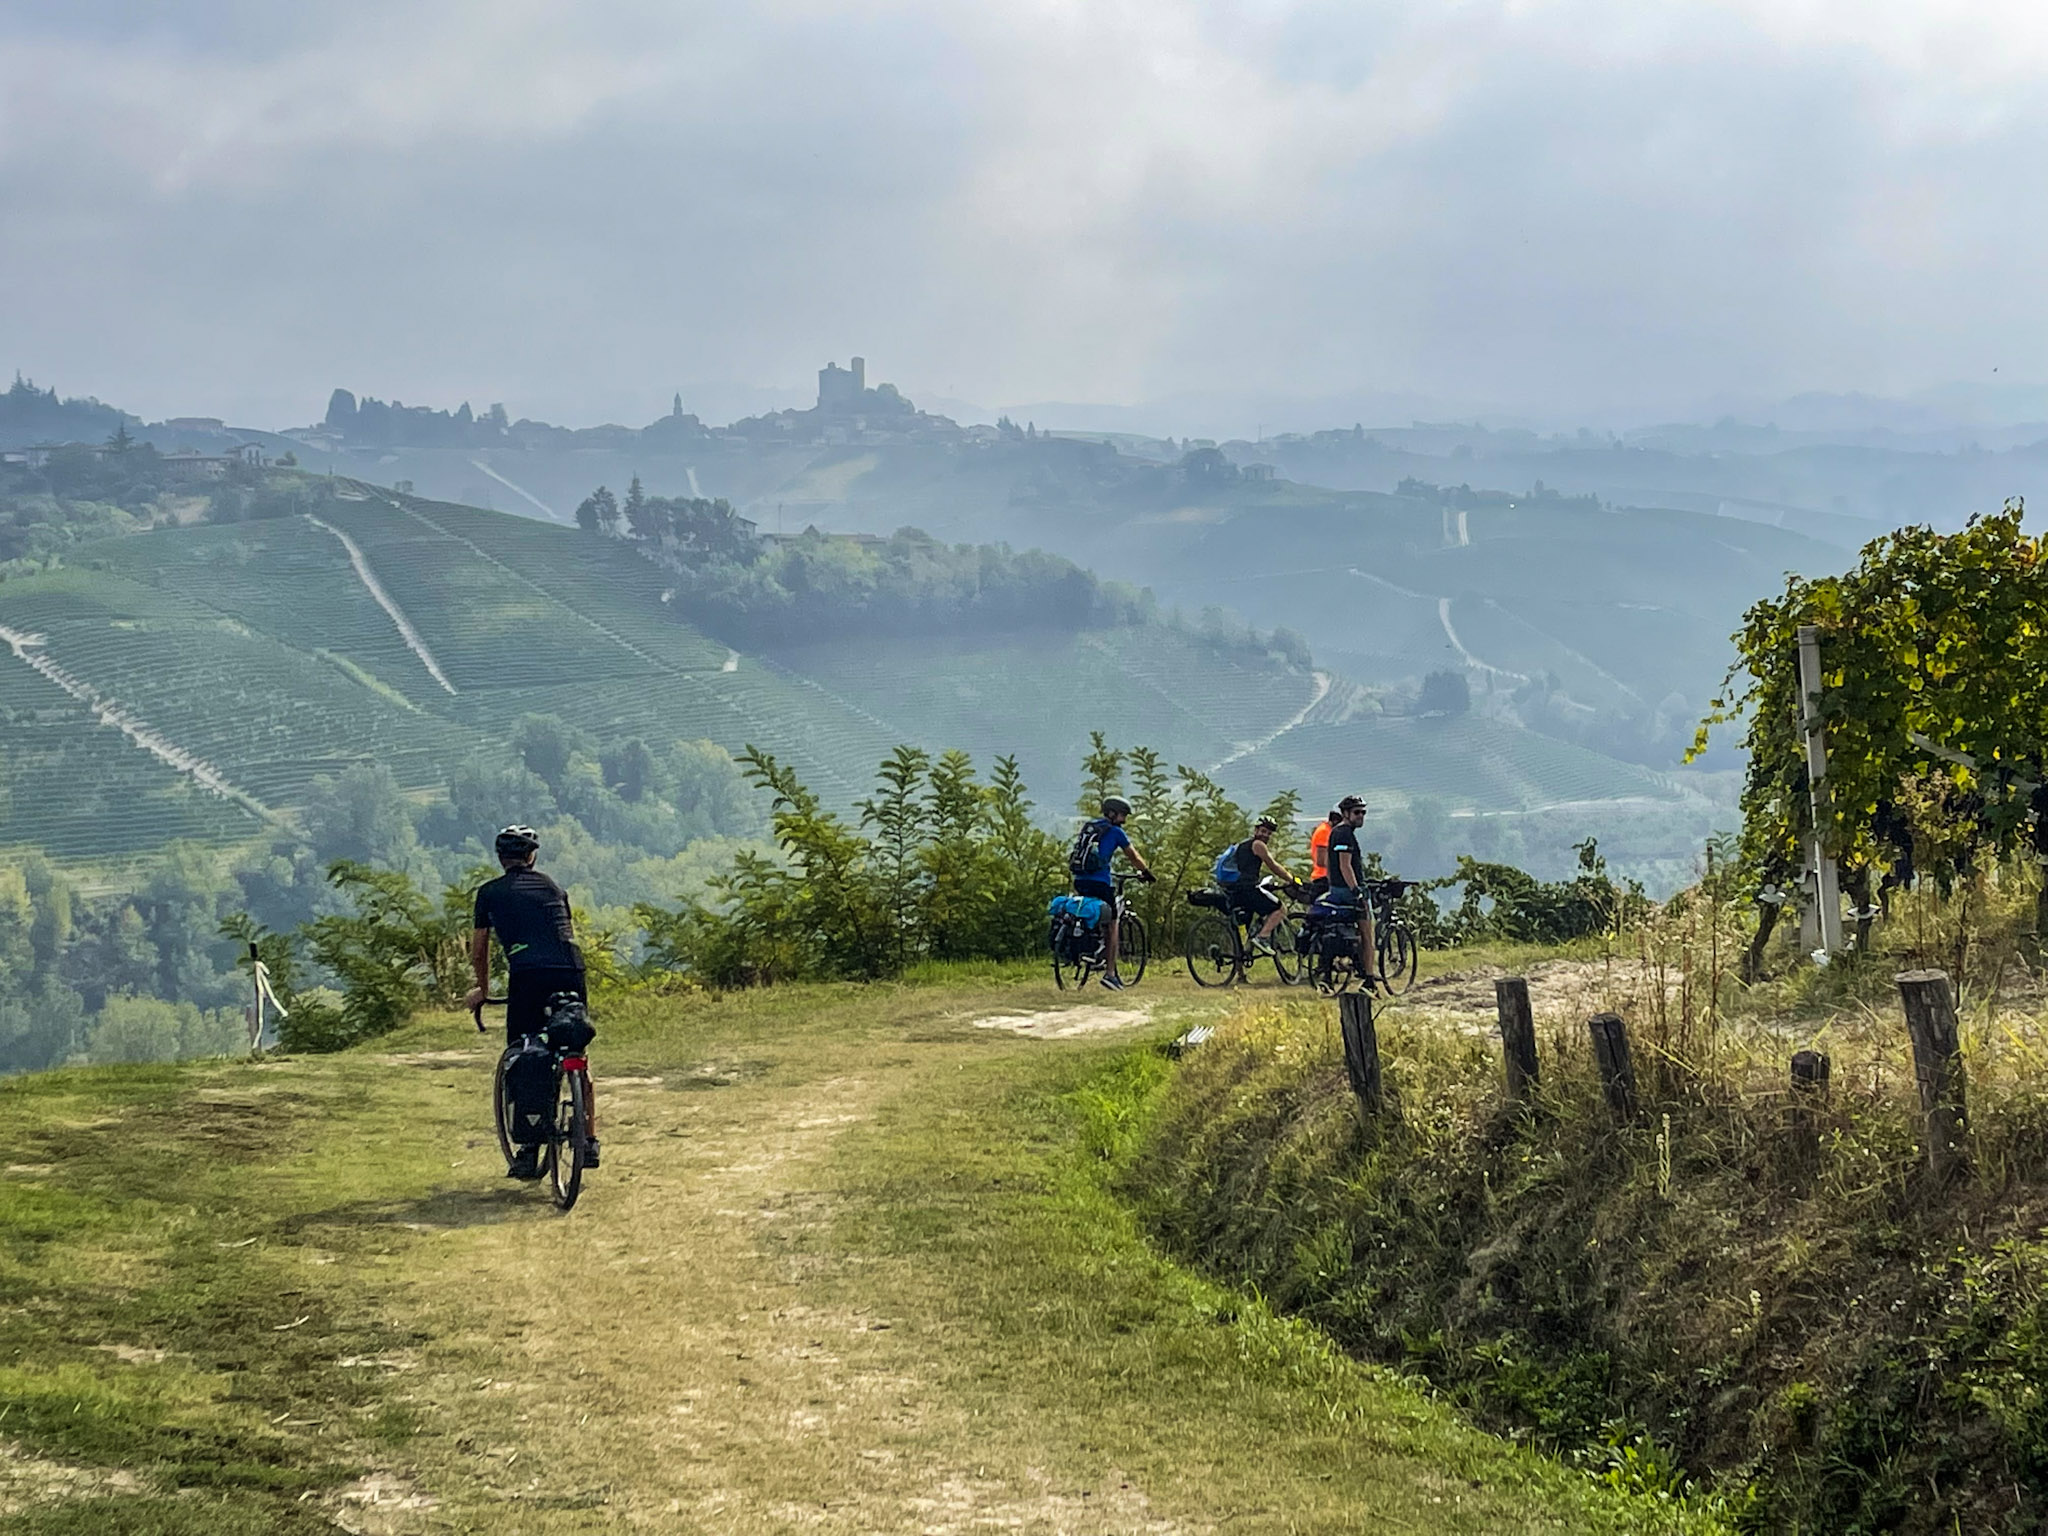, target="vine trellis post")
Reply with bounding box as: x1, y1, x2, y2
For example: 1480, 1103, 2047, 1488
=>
1796, 624, 1845, 956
